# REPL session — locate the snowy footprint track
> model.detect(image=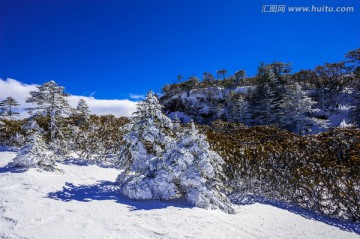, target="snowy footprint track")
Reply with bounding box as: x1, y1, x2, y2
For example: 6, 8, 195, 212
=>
0, 150, 359, 239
